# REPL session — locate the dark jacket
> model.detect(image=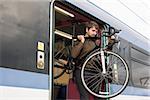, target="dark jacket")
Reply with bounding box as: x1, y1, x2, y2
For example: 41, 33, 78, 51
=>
71, 39, 97, 68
